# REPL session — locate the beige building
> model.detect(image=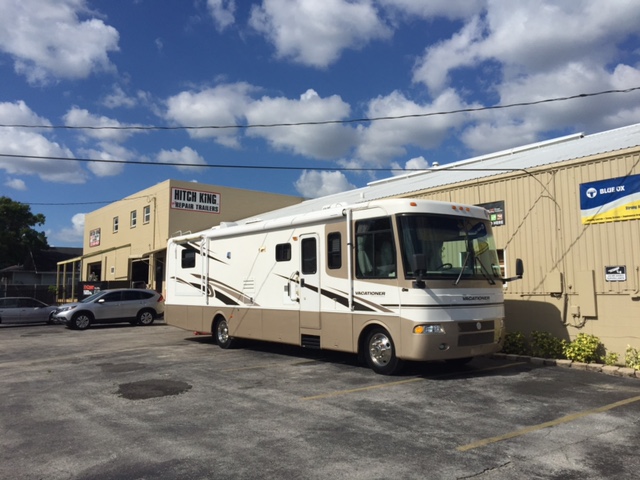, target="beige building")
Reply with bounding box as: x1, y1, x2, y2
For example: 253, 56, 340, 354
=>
57, 179, 302, 300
